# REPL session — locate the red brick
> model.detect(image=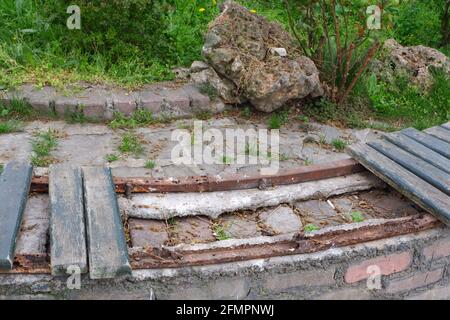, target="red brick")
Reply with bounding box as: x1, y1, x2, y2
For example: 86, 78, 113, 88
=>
423, 237, 450, 261
387, 268, 443, 293
344, 251, 412, 284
